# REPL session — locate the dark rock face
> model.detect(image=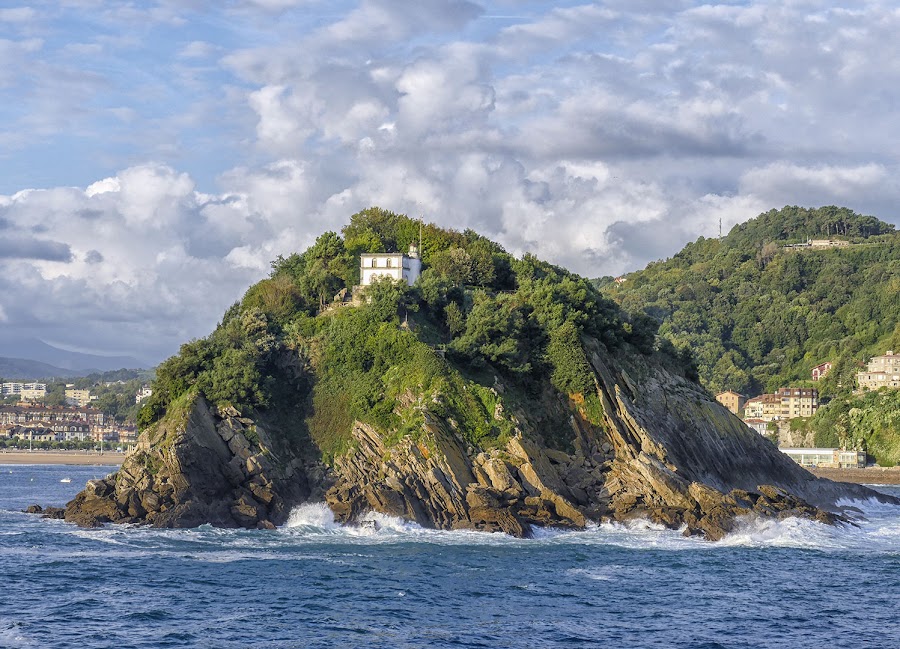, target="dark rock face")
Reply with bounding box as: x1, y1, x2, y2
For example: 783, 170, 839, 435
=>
323, 347, 894, 539
23, 504, 65, 519
57, 346, 897, 540
64, 397, 326, 529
